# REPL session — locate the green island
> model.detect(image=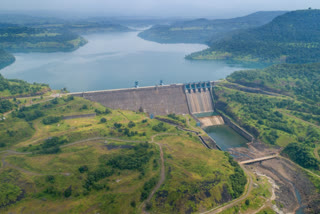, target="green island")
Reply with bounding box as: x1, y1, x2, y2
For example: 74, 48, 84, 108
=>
187, 9, 320, 64
138, 11, 286, 44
